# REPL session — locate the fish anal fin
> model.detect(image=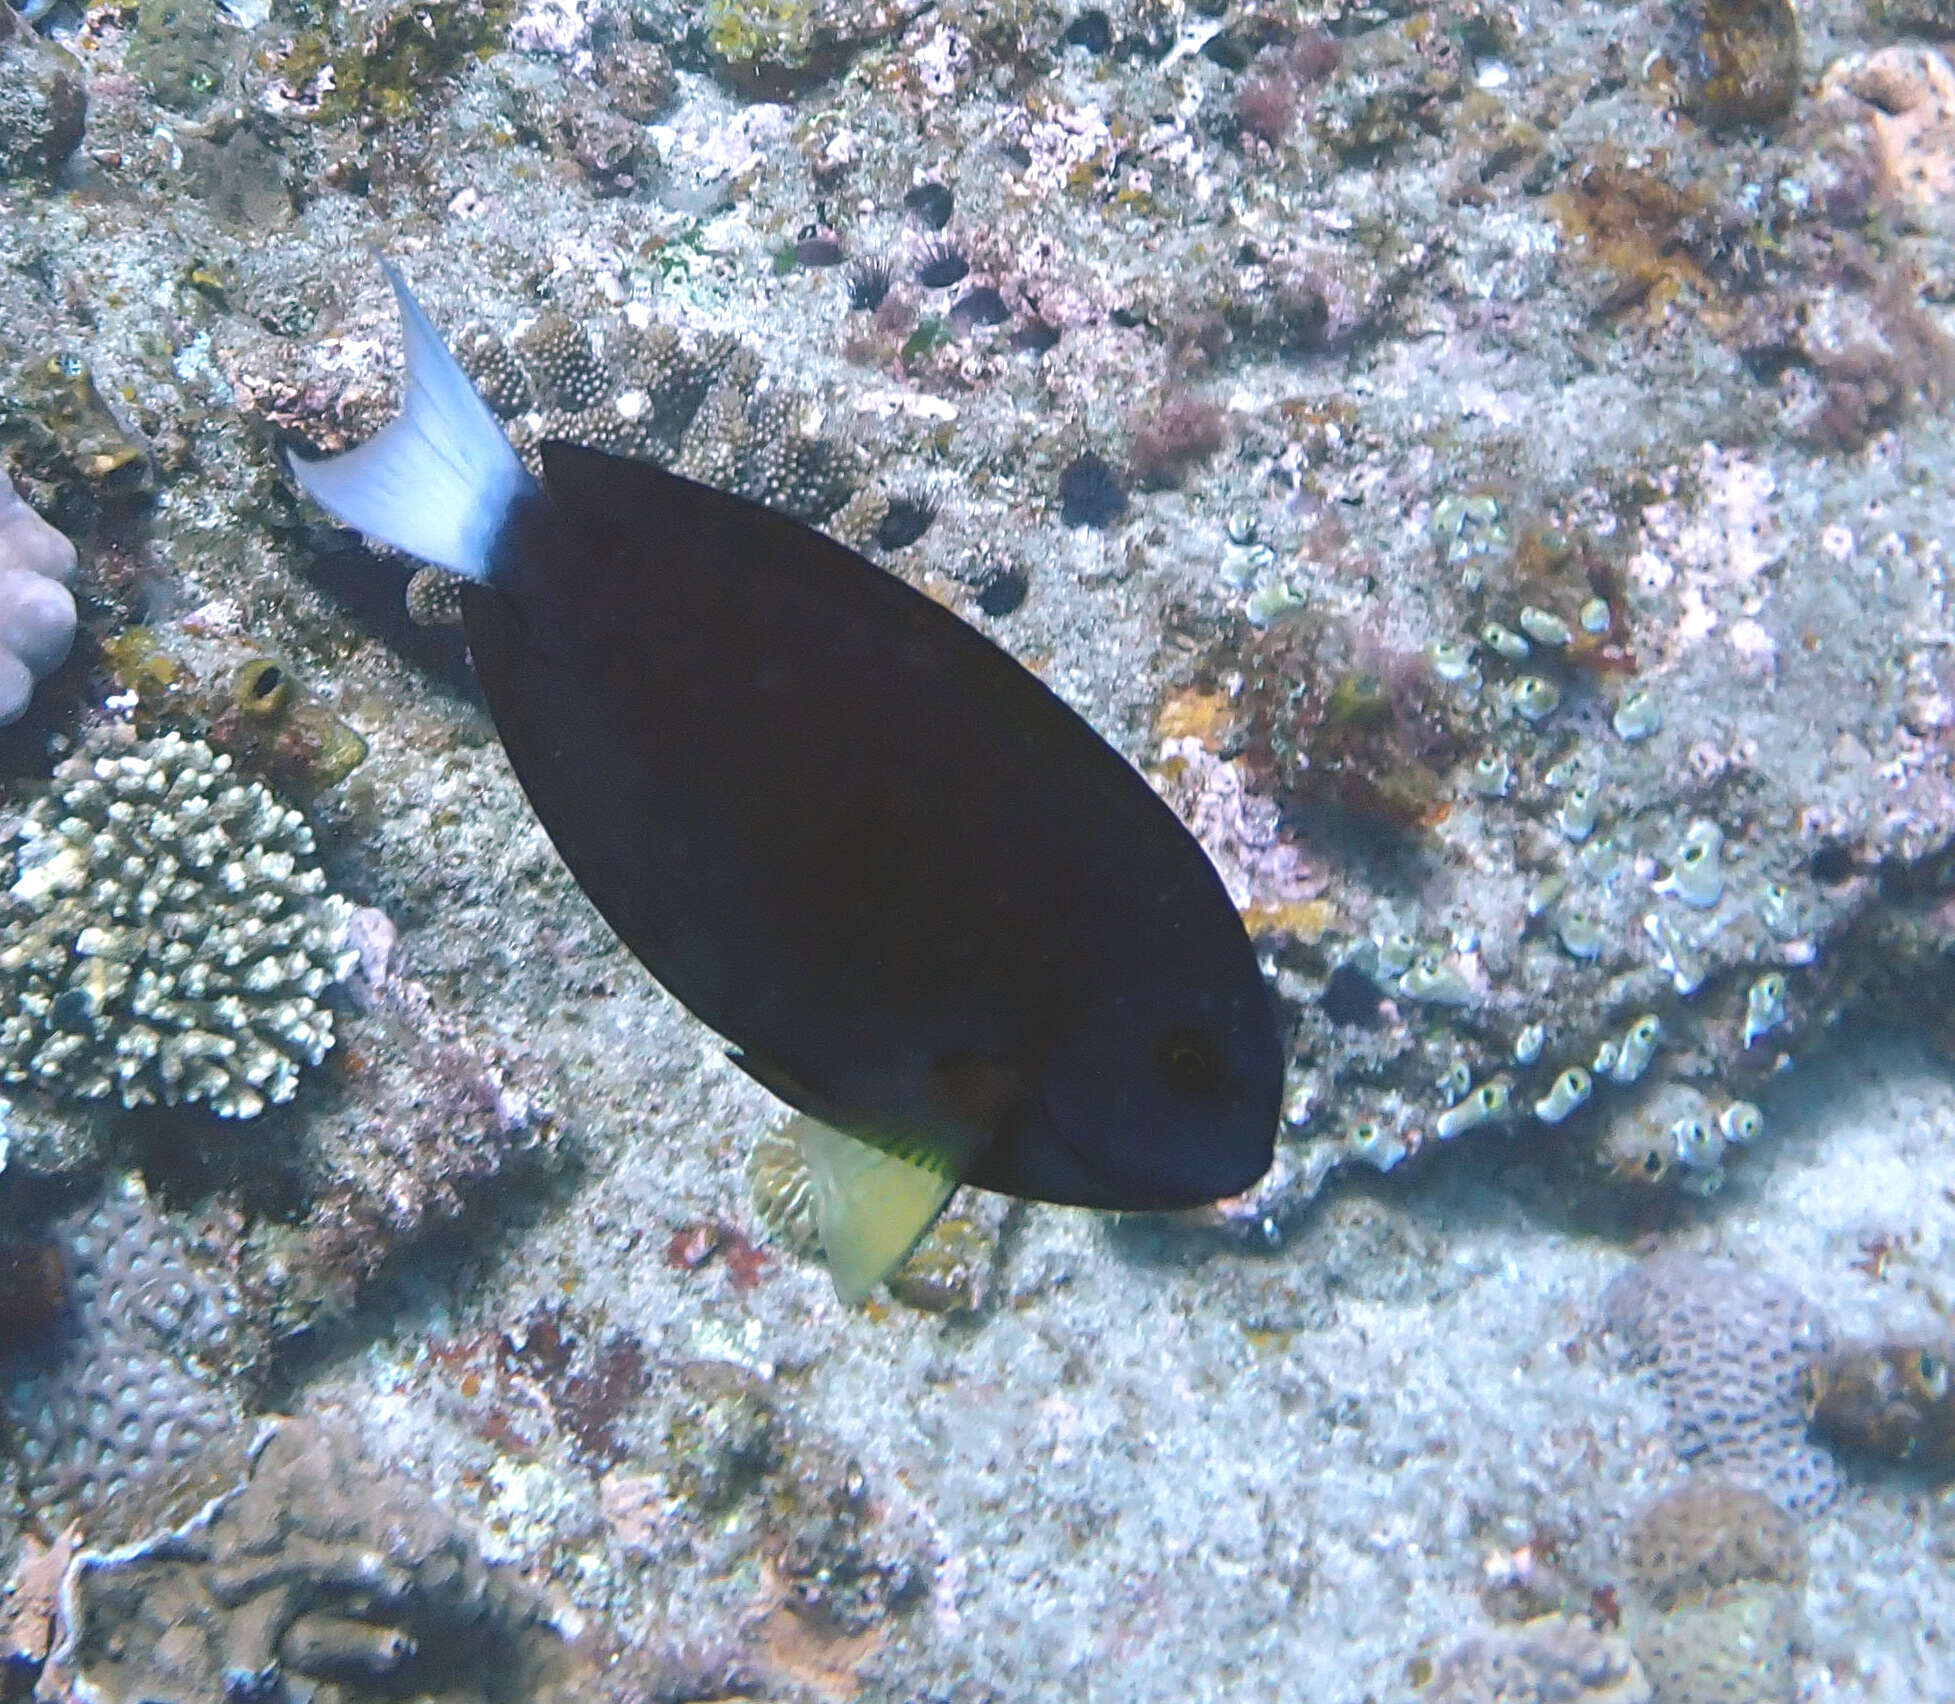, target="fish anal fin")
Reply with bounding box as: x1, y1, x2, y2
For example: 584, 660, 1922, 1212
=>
793, 1116, 958, 1305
